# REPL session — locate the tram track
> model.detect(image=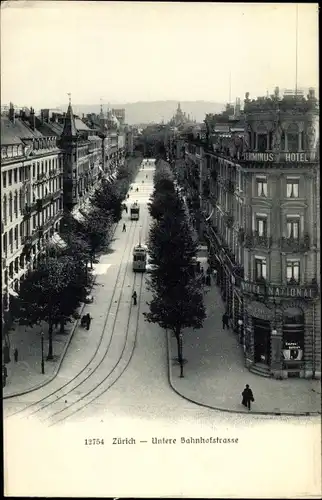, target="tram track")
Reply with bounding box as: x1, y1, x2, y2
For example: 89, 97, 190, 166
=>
6, 216, 141, 421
